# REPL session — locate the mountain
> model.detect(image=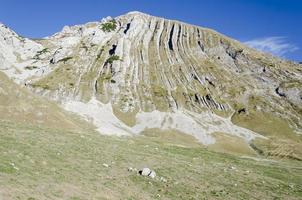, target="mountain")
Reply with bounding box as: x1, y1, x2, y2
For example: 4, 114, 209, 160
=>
0, 11, 301, 158
1, 11, 302, 200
